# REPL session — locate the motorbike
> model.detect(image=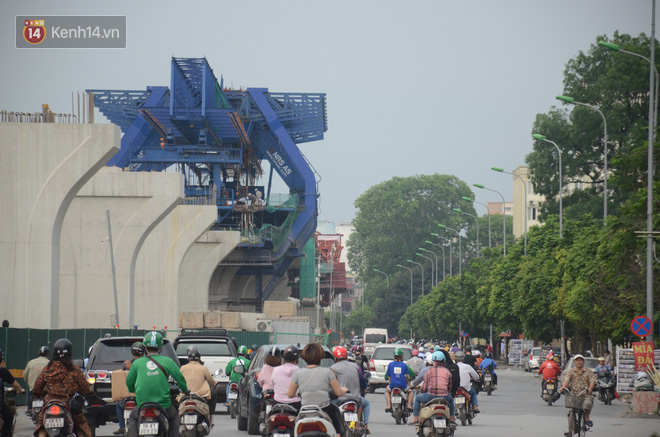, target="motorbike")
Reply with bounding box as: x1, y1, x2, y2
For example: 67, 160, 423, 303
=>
416, 397, 454, 437
41, 400, 75, 437
265, 403, 298, 437
293, 404, 336, 437
227, 382, 239, 419
482, 370, 496, 396
119, 397, 137, 434
178, 392, 211, 437
390, 387, 410, 425
1, 388, 17, 435
339, 400, 366, 437
454, 387, 475, 426
135, 402, 169, 437
596, 374, 616, 405
541, 378, 561, 406
259, 389, 278, 436
31, 396, 44, 426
